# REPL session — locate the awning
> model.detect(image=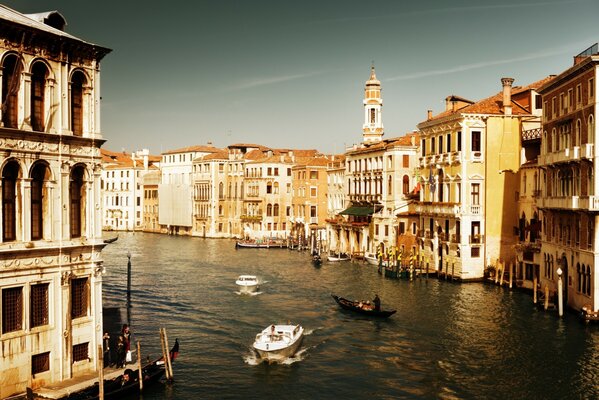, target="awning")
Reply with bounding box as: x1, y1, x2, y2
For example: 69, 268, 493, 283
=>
339, 206, 377, 216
